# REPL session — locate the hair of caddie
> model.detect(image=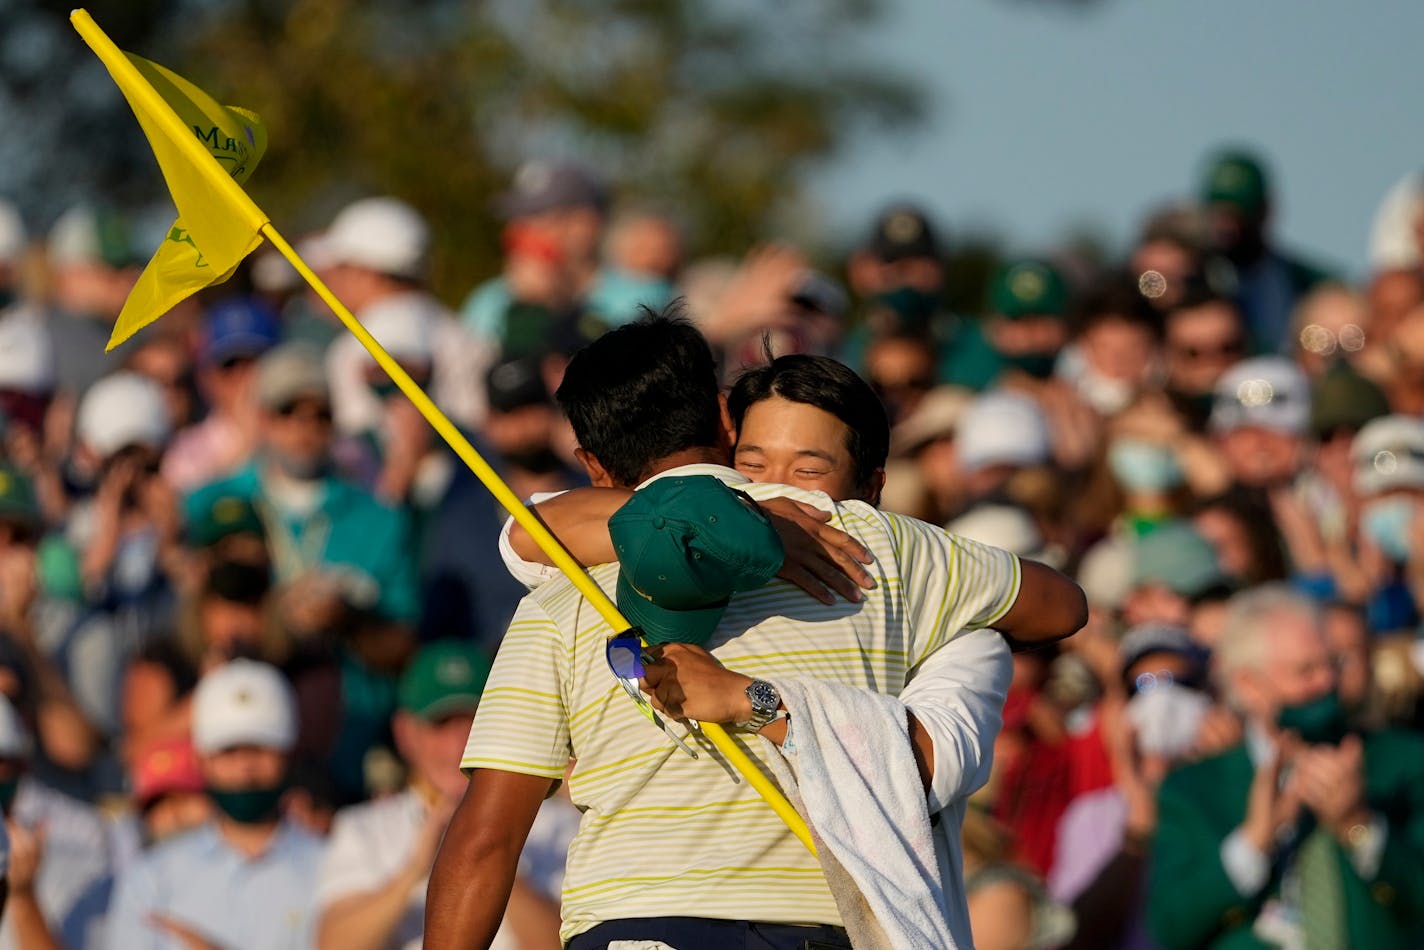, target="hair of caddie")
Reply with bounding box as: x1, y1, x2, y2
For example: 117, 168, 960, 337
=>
554, 302, 723, 487
727, 349, 890, 493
